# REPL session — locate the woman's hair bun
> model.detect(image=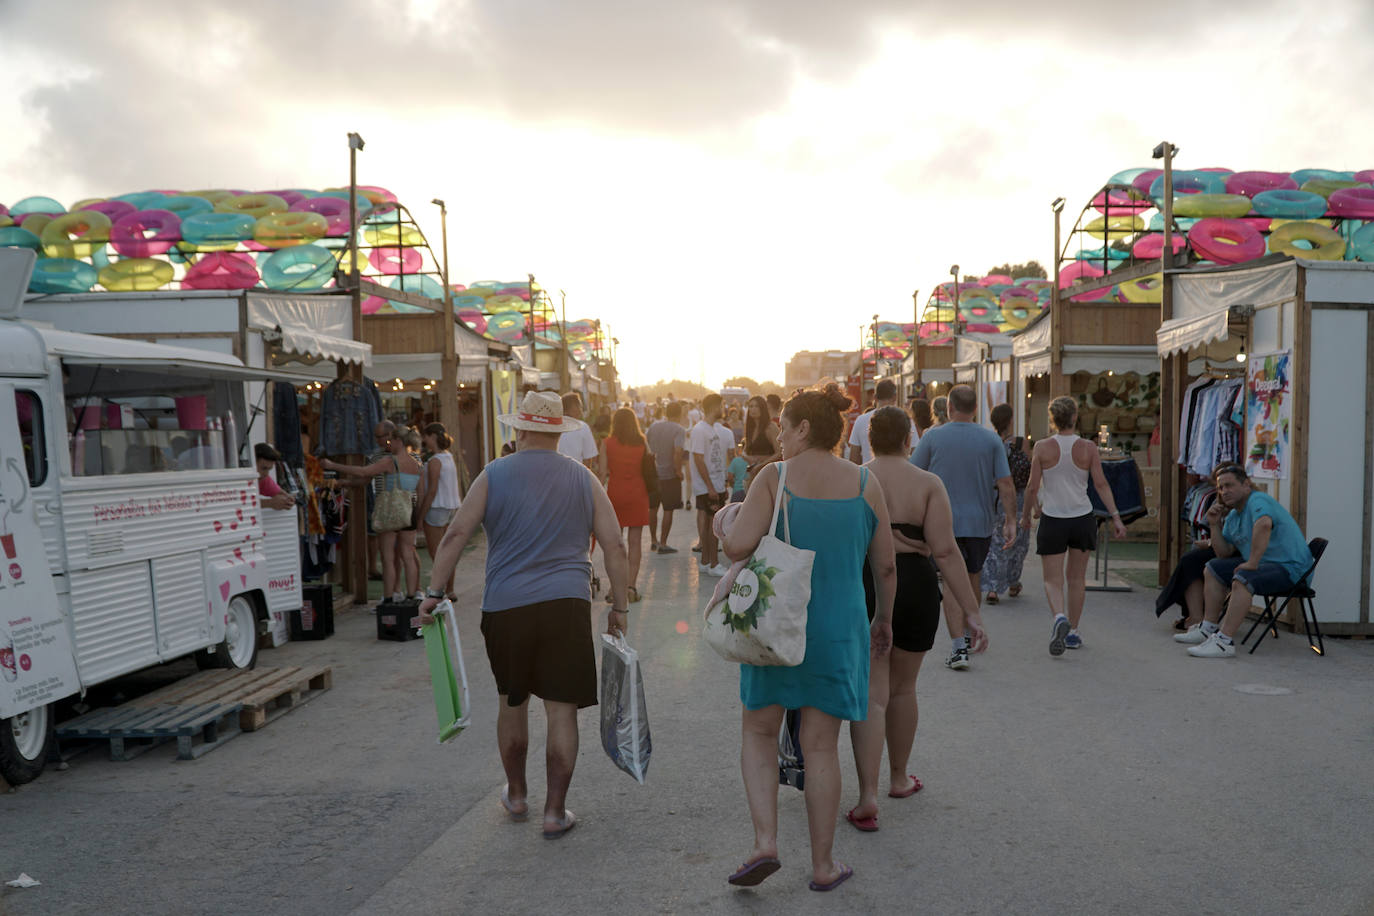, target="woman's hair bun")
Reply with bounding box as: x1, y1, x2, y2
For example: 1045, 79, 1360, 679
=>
822, 383, 852, 412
